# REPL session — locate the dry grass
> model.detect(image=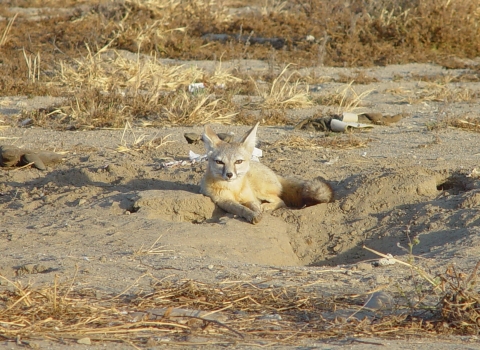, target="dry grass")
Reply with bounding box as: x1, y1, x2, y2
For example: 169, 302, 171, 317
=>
1, 256, 479, 347
132, 234, 173, 257
440, 262, 480, 334
115, 0, 480, 66
2, 0, 480, 128
252, 65, 313, 109
400, 83, 478, 104
1, 0, 480, 76
234, 109, 293, 126
449, 117, 480, 132
316, 82, 374, 113
162, 90, 238, 125
116, 121, 176, 154
427, 115, 480, 133
271, 134, 370, 150
28, 49, 240, 128
0, 13, 17, 47
58, 49, 204, 93
337, 71, 379, 85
